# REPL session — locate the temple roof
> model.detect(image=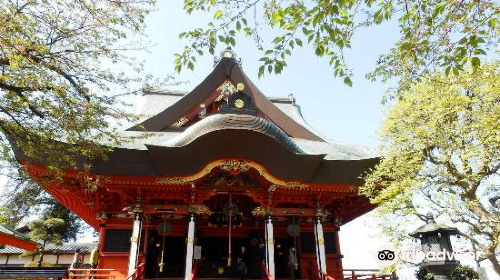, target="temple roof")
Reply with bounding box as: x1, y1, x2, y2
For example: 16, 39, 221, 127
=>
113, 61, 379, 161
128, 57, 325, 141
0, 243, 97, 254
11, 56, 380, 184
132, 88, 327, 140
108, 128, 376, 161
0, 224, 38, 251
